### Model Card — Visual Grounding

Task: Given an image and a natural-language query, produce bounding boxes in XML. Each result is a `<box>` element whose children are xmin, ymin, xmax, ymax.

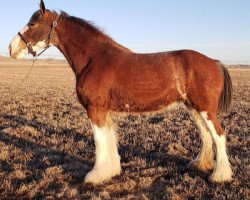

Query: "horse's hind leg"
<box><xmin>85</xmin><ymin>106</ymin><xmax>121</xmax><ymax>184</ymax></box>
<box><xmin>200</xmin><ymin>111</ymin><xmax>233</xmax><ymax>182</ymax></box>
<box><xmin>187</xmin><ymin>107</ymin><xmax>214</xmax><ymax>171</ymax></box>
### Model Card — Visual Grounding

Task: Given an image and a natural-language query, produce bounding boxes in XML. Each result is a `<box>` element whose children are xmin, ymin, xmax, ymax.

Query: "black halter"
<box><xmin>18</xmin><ymin>14</ymin><xmax>61</xmax><ymax>57</ymax></box>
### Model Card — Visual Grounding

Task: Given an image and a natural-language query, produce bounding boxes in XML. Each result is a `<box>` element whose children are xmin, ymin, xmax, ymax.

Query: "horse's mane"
<box><xmin>67</xmin><ymin>14</ymin><xmax>103</xmax><ymax>36</ymax></box>
<box><xmin>60</xmin><ymin>12</ymin><xmax>131</xmax><ymax>51</ymax></box>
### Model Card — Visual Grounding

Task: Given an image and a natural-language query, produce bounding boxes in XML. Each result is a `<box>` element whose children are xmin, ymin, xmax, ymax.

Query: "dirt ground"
<box><xmin>0</xmin><ymin>57</ymin><xmax>249</xmax><ymax>199</ymax></box>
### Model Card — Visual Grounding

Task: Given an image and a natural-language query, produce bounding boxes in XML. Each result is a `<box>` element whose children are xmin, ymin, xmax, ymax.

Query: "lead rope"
<box><xmin>19</xmin><ymin>58</ymin><xmax>38</xmax><ymax>83</ymax></box>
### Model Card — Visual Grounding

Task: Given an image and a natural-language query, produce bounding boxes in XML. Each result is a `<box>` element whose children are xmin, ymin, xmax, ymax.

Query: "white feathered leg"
<box><xmin>200</xmin><ymin>112</ymin><xmax>233</xmax><ymax>182</ymax></box>
<box><xmin>188</xmin><ymin>108</ymin><xmax>214</xmax><ymax>171</ymax></box>
<box><xmin>85</xmin><ymin>122</ymin><xmax>121</xmax><ymax>184</ymax></box>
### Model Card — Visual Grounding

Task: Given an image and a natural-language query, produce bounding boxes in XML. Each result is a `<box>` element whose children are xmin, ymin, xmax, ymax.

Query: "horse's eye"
<box><xmin>29</xmin><ymin>22</ymin><xmax>36</xmax><ymax>27</ymax></box>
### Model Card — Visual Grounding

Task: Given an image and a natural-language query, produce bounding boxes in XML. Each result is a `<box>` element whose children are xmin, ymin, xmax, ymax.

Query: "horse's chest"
<box><xmin>76</xmin><ymin>85</ymin><xmax>90</xmax><ymax>107</ymax></box>
<box><xmin>76</xmin><ymin>77</ymin><xmax>110</xmax><ymax>108</ymax></box>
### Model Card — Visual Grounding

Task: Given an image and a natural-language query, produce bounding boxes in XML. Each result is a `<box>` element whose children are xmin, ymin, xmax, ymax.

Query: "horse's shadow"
<box><xmin>0</xmin><ymin>113</ymin><xmax>208</xmax><ymax>191</ymax></box>
<box><xmin>120</xmin><ymin>141</ymin><xmax>205</xmax><ymax>184</ymax></box>
<box><xmin>0</xmin><ymin>114</ymin><xmax>93</xmax><ymax>185</ymax></box>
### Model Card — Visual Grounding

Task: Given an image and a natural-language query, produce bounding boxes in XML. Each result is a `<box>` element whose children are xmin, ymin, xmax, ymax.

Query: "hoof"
<box><xmin>188</xmin><ymin>159</ymin><xmax>214</xmax><ymax>171</ymax></box>
<box><xmin>85</xmin><ymin>165</ymin><xmax>121</xmax><ymax>185</ymax></box>
<box><xmin>209</xmin><ymin>166</ymin><xmax>233</xmax><ymax>183</ymax></box>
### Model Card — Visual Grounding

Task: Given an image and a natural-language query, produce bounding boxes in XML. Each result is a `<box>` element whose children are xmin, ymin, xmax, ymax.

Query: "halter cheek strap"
<box><xmin>18</xmin><ymin>32</ymin><xmax>37</xmax><ymax>57</ymax></box>
<box><xmin>36</xmin><ymin>13</ymin><xmax>61</xmax><ymax>57</ymax></box>
<box><xmin>47</xmin><ymin>13</ymin><xmax>61</xmax><ymax>41</ymax></box>
<box><xmin>18</xmin><ymin>13</ymin><xmax>61</xmax><ymax>57</ymax></box>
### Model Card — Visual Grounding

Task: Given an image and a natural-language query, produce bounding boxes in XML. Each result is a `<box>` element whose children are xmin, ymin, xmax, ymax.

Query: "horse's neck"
<box><xmin>55</xmin><ymin>18</ymin><xmax>105</xmax><ymax>75</ymax></box>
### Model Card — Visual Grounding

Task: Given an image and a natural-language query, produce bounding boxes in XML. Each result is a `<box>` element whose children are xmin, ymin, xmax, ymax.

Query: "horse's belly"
<box><xmin>109</xmin><ymin>86</ymin><xmax>181</xmax><ymax>112</ymax></box>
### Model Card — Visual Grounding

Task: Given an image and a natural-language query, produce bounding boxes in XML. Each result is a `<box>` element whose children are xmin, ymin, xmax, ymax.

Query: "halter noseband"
<box><xmin>18</xmin><ymin>13</ymin><xmax>61</xmax><ymax>57</ymax></box>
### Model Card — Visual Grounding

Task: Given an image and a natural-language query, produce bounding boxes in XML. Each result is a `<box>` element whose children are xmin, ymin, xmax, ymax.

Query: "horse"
<box><xmin>9</xmin><ymin>0</ymin><xmax>233</xmax><ymax>184</ymax></box>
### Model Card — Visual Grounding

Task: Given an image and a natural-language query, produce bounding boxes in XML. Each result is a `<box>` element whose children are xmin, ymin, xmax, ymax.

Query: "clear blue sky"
<box><xmin>1</xmin><ymin>0</ymin><xmax>250</xmax><ymax>62</ymax></box>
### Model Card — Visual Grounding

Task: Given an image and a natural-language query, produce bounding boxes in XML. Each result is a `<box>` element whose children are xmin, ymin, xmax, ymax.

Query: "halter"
<box><xmin>18</xmin><ymin>13</ymin><xmax>61</xmax><ymax>57</ymax></box>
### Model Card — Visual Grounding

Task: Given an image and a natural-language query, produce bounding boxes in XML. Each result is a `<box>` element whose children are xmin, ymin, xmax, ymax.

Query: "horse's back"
<box><xmin>109</xmin><ymin>51</ymin><xmax>179</xmax><ymax>111</ymax></box>
<box><xmin>110</xmin><ymin>49</ymin><xmax>223</xmax><ymax>112</ymax></box>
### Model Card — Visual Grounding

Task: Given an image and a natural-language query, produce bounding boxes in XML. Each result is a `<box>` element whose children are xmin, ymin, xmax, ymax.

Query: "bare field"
<box><xmin>0</xmin><ymin>58</ymin><xmax>249</xmax><ymax>199</ymax></box>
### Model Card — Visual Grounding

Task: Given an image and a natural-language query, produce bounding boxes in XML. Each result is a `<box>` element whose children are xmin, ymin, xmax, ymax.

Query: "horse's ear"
<box><xmin>39</xmin><ymin>0</ymin><xmax>46</xmax><ymax>14</ymax></box>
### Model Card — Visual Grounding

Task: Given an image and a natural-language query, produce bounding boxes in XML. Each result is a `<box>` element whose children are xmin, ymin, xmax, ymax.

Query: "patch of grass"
<box><xmin>0</xmin><ymin>59</ymin><xmax>249</xmax><ymax>199</ymax></box>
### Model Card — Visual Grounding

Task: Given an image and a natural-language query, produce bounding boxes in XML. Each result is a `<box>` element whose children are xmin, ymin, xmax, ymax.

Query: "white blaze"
<box><xmin>9</xmin><ymin>25</ymin><xmax>47</xmax><ymax>59</ymax></box>
<box><xmin>9</xmin><ymin>25</ymin><xmax>30</xmax><ymax>59</ymax></box>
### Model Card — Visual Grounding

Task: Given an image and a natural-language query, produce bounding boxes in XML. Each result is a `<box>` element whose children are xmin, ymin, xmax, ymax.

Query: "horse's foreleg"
<box><xmin>188</xmin><ymin>107</ymin><xmax>214</xmax><ymax>171</ymax></box>
<box><xmin>200</xmin><ymin>111</ymin><xmax>233</xmax><ymax>182</ymax></box>
<box><xmin>85</xmin><ymin>107</ymin><xmax>121</xmax><ymax>184</ymax></box>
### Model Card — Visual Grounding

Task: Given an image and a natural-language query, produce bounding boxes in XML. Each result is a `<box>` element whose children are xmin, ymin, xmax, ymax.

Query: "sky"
<box><xmin>0</xmin><ymin>0</ymin><xmax>250</xmax><ymax>62</ymax></box>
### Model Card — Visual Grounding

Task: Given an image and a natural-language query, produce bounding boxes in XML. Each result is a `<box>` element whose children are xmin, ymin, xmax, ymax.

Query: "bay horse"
<box><xmin>9</xmin><ymin>0</ymin><xmax>233</xmax><ymax>184</ymax></box>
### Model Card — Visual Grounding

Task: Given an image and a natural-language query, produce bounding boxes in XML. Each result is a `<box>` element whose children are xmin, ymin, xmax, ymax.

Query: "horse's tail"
<box><xmin>218</xmin><ymin>63</ymin><xmax>233</xmax><ymax>112</ymax></box>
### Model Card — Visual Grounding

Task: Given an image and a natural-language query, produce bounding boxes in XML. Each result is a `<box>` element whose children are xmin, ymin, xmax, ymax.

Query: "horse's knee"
<box><xmin>87</xmin><ymin>106</ymin><xmax>107</xmax><ymax>127</ymax></box>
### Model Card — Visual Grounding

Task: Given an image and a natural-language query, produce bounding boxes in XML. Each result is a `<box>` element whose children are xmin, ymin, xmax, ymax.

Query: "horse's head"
<box><xmin>9</xmin><ymin>0</ymin><xmax>60</xmax><ymax>59</ymax></box>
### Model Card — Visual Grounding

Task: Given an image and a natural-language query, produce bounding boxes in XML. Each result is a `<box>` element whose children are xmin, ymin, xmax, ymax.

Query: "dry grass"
<box><xmin>0</xmin><ymin>57</ymin><xmax>249</xmax><ymax>199</ymax></box>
